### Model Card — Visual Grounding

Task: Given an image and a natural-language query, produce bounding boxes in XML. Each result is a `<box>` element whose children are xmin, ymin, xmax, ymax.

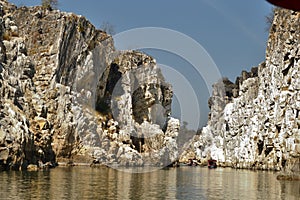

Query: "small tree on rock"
<box><xmin>41</xmin><ymin>0</ymin><xmax>58</xmax><ymax>9</ymax></box>
<box><xmin>265</xmin><ymin>7</ymin><xmax>275</xmax><ymax>32</ymax></box>
<box><xmin>100</xmin><ymin>22</ymin><xmax>115</xmax><ymax>35</ymax></box>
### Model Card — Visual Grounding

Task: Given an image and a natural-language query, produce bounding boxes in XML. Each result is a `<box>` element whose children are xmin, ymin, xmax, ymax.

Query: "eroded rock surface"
<box><xmin>181</xmin><ymin>8</ymin><xmax>300</xmax><ymax>174</ymax></box>
<box><xmin>0</xmin><ymin>0</ymin><xmax>179</xmax><ymax>170</ymax></box>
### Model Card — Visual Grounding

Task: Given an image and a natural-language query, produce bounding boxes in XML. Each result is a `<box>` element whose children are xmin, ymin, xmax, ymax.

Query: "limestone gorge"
<box><xmin>0</xmin><ymin>0</ymin><xmax>299</xmax><ymax>177</ymax></box>
<box><xmin>0</xmin><ymin>0</ymin><xmax>179</xmax><ymax>170</ymax></box>
<box><xmin>181</xmin><ymin>8</ymin><xmax>300</xmax><ymax>176</ymax></box>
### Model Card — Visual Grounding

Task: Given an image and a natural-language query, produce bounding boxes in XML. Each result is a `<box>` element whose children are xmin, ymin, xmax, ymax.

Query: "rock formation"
<box><xmin>0</xmin><ymin>0</ymin><xmax>179</xmax><ymax>170</ymax></box>
<box><xmin>181</xmin><ymin>8</ymin><xmax>300</xmax><ymax>175</ymax></box>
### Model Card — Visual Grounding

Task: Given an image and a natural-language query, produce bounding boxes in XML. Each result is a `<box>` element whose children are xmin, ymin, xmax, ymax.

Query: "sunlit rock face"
<box><xmin>182</xmin><ymin>8</ymin><xmax>300</xmax><ymax>174</ymax></box>
<box><xmin>0</xmin><ymin>1</ymin><xmax>179</xmax><ymax>170</ymax></box>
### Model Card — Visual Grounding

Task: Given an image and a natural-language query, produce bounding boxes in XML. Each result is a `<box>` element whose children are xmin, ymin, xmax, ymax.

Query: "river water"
<box><xmin>0</xmin><ymin>166</ymin><xmax>299</xmax><ymax>200</ymax></box>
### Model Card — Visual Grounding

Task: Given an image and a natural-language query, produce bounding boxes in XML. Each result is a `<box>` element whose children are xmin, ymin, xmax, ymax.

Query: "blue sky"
<box><xmin>10</xmin><ymin>0</ymin><xmax>273</xmax><ymax>129</ymax></box>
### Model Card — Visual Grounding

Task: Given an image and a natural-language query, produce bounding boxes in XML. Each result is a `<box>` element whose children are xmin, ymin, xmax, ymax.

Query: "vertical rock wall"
<box><xmin>0</xmin><ymin>1</ymin><xmax>179</xmax><ymax>170</ymax></box>
<box><xmin>182</xmin><ymin>8</ymin><xmax>300</xmax><ymax>174</ymax></box>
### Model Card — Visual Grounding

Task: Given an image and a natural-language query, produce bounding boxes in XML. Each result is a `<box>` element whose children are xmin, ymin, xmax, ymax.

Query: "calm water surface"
<box><xmin>0</xmin><ymin>166</ymin><xmax>299</xmax><ymax>200</ymax></box>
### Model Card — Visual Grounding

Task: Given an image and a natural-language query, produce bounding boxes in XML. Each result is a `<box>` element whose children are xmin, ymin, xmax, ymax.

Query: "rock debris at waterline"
<box><xmin>181</xmin><ymin>8</ymin><xmax>300</xmax><ymax>177</ymax></box>
<box><xmin>0</xmin><ymin>0</ymin><xmax>179</xmax><ymax>171</ymax></box>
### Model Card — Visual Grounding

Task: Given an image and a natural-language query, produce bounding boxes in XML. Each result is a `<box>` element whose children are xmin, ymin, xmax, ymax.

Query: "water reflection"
<box><xmin>0</xmin><ymin>167</ymin><xmax>299</xmax><ymax>200</ymax></box>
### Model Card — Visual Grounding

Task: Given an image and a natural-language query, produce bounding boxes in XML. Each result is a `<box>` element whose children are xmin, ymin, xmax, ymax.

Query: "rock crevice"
<box><xmin>182</xmin><ymin>8</ymin><xmax>300</xmax><ymax>174</ymax></box>
<box><xmin>0</xmin><ymin>1</ymin><xmax>179</xmax><ymax>170</ymax></box>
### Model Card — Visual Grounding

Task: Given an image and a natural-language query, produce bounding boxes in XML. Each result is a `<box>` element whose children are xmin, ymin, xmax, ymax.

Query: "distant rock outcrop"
<box><xmin>0</xmin><ymin>0</ymin><xmax>179</xmax><ymax>170</ymax></box>
<box><xmin>181</xmin><ymin>8</ymin><xmax>300</xmax><ymax>175</ymax></box>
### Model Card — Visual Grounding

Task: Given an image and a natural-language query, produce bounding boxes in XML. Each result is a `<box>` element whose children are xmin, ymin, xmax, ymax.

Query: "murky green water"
<box><xmin>0</xmin><ymin>166</ymin><xmax>299</xmax><ymax>200</ymax></box>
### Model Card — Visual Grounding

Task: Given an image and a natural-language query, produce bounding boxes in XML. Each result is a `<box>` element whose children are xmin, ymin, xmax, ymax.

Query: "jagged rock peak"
<box><xmin>0</xmin><ymin>1</ymin><xmax>179</xmax><ymax>170</ymax></box>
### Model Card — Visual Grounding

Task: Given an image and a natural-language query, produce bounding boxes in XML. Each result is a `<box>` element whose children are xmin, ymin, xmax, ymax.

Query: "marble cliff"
<box><xmin>1</xmin><ymin>1</ymin><xmax>299</xmax><ymax>174</ymax></box>
<box><xmin>181</xmin><ymin>8</ymin><xmax>300</xmax><ymax>174</ymax></box>
<box><xmin>0</xmin><ymin>1</ymin><xmax>179</xmax><ymax>170</ymax></box>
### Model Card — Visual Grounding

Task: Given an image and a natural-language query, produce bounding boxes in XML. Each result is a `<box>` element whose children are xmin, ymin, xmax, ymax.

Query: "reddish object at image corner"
<box><xmin>266</xmin><ymin>0</ymin><xmax>300</xmax><ymax>11</ymax></box>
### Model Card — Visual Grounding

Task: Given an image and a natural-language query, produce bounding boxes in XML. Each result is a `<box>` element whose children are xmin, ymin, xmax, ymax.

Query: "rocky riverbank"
<box><xmin>181</xmin><ymin>8</ymin><xmax>300</xmax><ymax>177</ymax></box>
<box><xmin>1</xmin><ymin>1</ymin><xmax>299</xmax><ymax>176</ymax></box>
<box><xmin>0</xmin><ymin>0</ymin><xmax>179</xmax><ymax>171</ymax></box>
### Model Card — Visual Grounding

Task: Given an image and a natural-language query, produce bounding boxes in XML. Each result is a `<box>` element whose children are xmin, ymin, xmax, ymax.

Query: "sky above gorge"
<box><xmin>10</xmin><ymin>0</ymin><xmax>274</xmax><ymax>129</ymax></box>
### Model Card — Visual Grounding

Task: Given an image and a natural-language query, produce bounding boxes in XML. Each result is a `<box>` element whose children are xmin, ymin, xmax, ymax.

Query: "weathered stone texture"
<box><xmin>0</xmin><ymin>0</ymin><xmax>179</xmax><ymax>170</ymax></box>
<box><xmin>182</xmin><ymin>9</ymin><xmax>300</xmax><ymax>174</ymax></box>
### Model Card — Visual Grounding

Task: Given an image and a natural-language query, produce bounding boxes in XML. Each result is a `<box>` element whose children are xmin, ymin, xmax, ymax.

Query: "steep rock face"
<box><xmin>182</xmin><ymin>9</ymin><xmax>300</xmax><ymax>174</ymax></box>
<box><xmin>0</xmin><ymin>1</ymin><xmax>179</xmax><ymax>170</ymax></box>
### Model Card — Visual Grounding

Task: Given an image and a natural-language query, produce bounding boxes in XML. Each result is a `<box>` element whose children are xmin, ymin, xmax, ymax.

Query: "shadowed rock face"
<box><xmin>0</xmin><ymin>1</ymin><xmax>179</xmax><ymax>170</ymax></box>
<box><xmin>181</xmin><ymin>8</ymin><xmax>300</xmax><ymax>174</ymax></box>
<box><xmin>96</xmin><ymin>51</ymin><xmax>172</xmax><ymax>127</ymax></box>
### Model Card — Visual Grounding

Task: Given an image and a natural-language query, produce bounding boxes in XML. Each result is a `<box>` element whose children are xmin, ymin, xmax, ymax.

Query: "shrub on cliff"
<box><xmin>265</xmin><ymin>7</ymin><xmax>275</xmax><ymax>32</ymax></box>
<box><xmin>41</xmin><ymin>0</ymin><xmax>58</xmax><ymax>9</ymax></box>
<box><xmin>100</xmin><ymin>22</ymin><xmax>115</xmax><ymax>35</ymax></box>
